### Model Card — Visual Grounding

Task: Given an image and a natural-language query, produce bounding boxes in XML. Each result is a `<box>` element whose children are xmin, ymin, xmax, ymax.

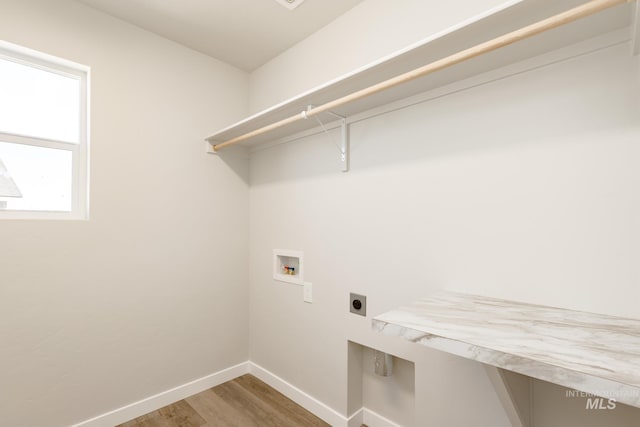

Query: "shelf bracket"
<box><xmin>306</xmin><ymin>105</ymin><xmax>350</xmax><ymax>172</ymax></box>
<box><xmin>206</xmin><ymin>140</ymin><xmax>218</xmax><ymax>154</ymax></box>
<box><xmin>484</xmin><ymin>367</ymin><xmax>531</xmax><ymax>427</ymax></box>
<box><xmin>338</xmin><ymin>117</ymin><xmax>349</xmax><ymax>173</ymax></box>
<box><xmin>632</xmin><ymin>0</ymin><xmax>640</xmax><ymax>56</ymax></box>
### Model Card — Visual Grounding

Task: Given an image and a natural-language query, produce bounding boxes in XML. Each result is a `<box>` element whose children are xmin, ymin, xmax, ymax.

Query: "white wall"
<box><xmin>2</xmin><ymin>1</ymin><xmax>638</xmax><ymax>426</ymax></box>
<box><xmin>0</xmin><ymin>1</ymin><xmax>250</xmax><ymax>426</ymax></box>
<box><xmin>248</xmin><ymin>0</ymin><xmax>512</xmax><ymax>113</ymax></box>
<box><xmin>533</xmin><ymin>381</ymin><xmax>640</xmax><ymax>427</ymax></box>
<box><xmin>248</xmin><ymin>36</ymin><xmax>640</xmax><ymax>427</ymax></box>
<box><xmin>361</xmin><ymin>348</ymin><xmax>414</xmax><ymax>427</ymax></box>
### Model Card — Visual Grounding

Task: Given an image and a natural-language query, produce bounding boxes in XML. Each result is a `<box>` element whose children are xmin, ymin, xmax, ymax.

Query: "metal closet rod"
<box><xmin>212</xmin><ymin>0</ymin><xmax>631</xmax><ymax>151</ymax></box>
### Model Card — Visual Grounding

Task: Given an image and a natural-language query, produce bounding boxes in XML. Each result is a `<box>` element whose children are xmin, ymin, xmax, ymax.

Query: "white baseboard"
<box><xmin>348</xmin><ymin>408</ymin><xmax>365</xmax><ymax>427</ymax></box>
<box><xmin>248</xmin><ymin>362</ymin><xmax>350</xmax><ymax>427</ymax></box>
<box><xmin>362</xmin><ymin>408</ymin><xmax>403</xmax><ymax>427</ymax></box>
<box><xmin>71</xmin><ymin>361</ymin><xmax>250</xmax><ymax>427</ymax></box>
<box><xmin>248</xmin><ymin>363</ymin><xmax>404</xmax><ymax>427</ymax></box>
<box><xmin>72</xmin><ymin>360</ymin><xmax>403</xmax><ymax>427</ymax></box>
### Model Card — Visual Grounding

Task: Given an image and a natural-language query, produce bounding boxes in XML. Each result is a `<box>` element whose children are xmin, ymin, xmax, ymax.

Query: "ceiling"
<box><xmin>77</xmin><ymin>0</ymin><xmax>364</xmax><ymax>71</ymax></box>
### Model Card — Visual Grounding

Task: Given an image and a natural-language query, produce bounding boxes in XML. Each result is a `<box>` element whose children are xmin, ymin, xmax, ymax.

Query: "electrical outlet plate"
<box><xmin>304</xmin><ymin>282</ymin><xmax>312</xmax><ymax>303</ymax></box>
<box><xmin>374</xmin><ymin>350</ymin><xmax>393</xmax><ymax>377</ymax></box>
<box><xmin>349</xmin><ymin>293</ymin><xmax>366</xmax><ymax>316</ymax></box>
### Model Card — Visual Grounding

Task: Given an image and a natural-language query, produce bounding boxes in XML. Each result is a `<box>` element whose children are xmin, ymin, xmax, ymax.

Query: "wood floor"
<box><xmin>117</xmin><ymin>374</ymin><xmax>330</xmax><ymax>427</ymax></box>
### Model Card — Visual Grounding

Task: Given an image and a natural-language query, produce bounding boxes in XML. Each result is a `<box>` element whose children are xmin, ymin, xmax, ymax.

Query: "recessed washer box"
<box><xmin>273</xmin><ymin>249</ymin><xmax>304</xmax><ymax>285</ymax></box>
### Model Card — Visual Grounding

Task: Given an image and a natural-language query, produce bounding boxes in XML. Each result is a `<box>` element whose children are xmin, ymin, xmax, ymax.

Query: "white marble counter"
<box><xmin>373</xmin><ymin>292</ymin><xmax>640</xmax><ymax>408</ymax></box>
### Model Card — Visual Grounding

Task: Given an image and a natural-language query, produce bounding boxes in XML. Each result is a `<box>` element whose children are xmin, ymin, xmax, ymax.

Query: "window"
<box><xmin>0</xmin><ymin>41</ymin><xmax>88</xmax><ymax>219</ymax></box>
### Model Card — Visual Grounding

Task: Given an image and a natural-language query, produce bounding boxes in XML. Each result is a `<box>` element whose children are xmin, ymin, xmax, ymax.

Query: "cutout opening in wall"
<box><xmin>347</xmin><ymin>341</ymin><xmax>415</xmax><ymax>427</ymax></box>
<box><xmin>273</xmin><ymin>249</ymin><xmax>304</xmax><ymax>285</ymax></box>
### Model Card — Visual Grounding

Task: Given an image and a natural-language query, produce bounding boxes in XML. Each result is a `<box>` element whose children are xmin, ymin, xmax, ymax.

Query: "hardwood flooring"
<box><xmin>117</xmin><ymin>374</ymin><xmax>330</xmax><ymax>427</ymax></box>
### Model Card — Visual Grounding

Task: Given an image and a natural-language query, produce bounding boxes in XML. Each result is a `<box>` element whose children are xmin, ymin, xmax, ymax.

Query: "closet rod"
<box><xmin>212</xmin><ymin>0</ymin><xmax>630</xmax><ymax>151</ymax></box>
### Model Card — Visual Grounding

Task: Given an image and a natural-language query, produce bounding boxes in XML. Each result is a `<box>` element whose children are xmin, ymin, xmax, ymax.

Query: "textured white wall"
<box><xmin>249</xmin><ymin>39</ymin><xmax>640</xmax><ymax>425</ymax></box>
<box><xmin>248</xmin><ymin>0</ymin><xmax>512</xmax><ymax>113</ymax></box>
<box><xmin>0</xmin><ymin>1</ymin><xmax>250</xmax><ymax>426</ymax></box>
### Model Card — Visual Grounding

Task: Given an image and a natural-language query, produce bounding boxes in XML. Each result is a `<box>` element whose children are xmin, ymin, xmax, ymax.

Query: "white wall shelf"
<box><xmin>373</xmin><ymin>291</ymin><xmax>640</xmax><ymax>409</ymax></box>
<box><xmin>206</xmin><ymin>0</ymin><xmax>635</xmax><ymax>152</ymax></box>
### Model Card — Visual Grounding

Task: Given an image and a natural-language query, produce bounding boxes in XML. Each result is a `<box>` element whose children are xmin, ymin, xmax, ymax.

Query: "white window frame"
<box><xmin>0</xmin><ymin>40</ymin><xmax>89</xmax><ymax>220</ymax></box>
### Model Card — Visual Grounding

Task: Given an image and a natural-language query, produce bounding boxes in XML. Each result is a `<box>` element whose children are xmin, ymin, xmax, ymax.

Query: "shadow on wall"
<box><xmin>533</xmin><ymin>381</ymin><xmax>640</xmax><ymax>427</ymax></box>
<box><xmin>208</xmin><ymin>144</ymin><xmax>251</xmax><ymax>186</ymax></box>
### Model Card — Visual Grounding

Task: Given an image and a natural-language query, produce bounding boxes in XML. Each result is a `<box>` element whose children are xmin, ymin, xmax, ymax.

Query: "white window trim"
<box><xmin>0</xmin><ymin>40</ymin><xmax>90</xmax><ymax>220</ymax></box>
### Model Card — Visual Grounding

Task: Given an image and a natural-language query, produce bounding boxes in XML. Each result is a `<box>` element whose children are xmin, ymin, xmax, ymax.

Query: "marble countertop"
<box><xmin>373</xmin><ymin>292</ymin><xmax>640</xmax><ymax>408</ymax></box>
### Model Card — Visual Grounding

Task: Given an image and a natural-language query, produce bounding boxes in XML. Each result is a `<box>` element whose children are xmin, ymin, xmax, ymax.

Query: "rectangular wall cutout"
<box><xmin>273</xmin><ymin>249</ymin><xmax>304</xmax><ymax>285</ymax></box>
